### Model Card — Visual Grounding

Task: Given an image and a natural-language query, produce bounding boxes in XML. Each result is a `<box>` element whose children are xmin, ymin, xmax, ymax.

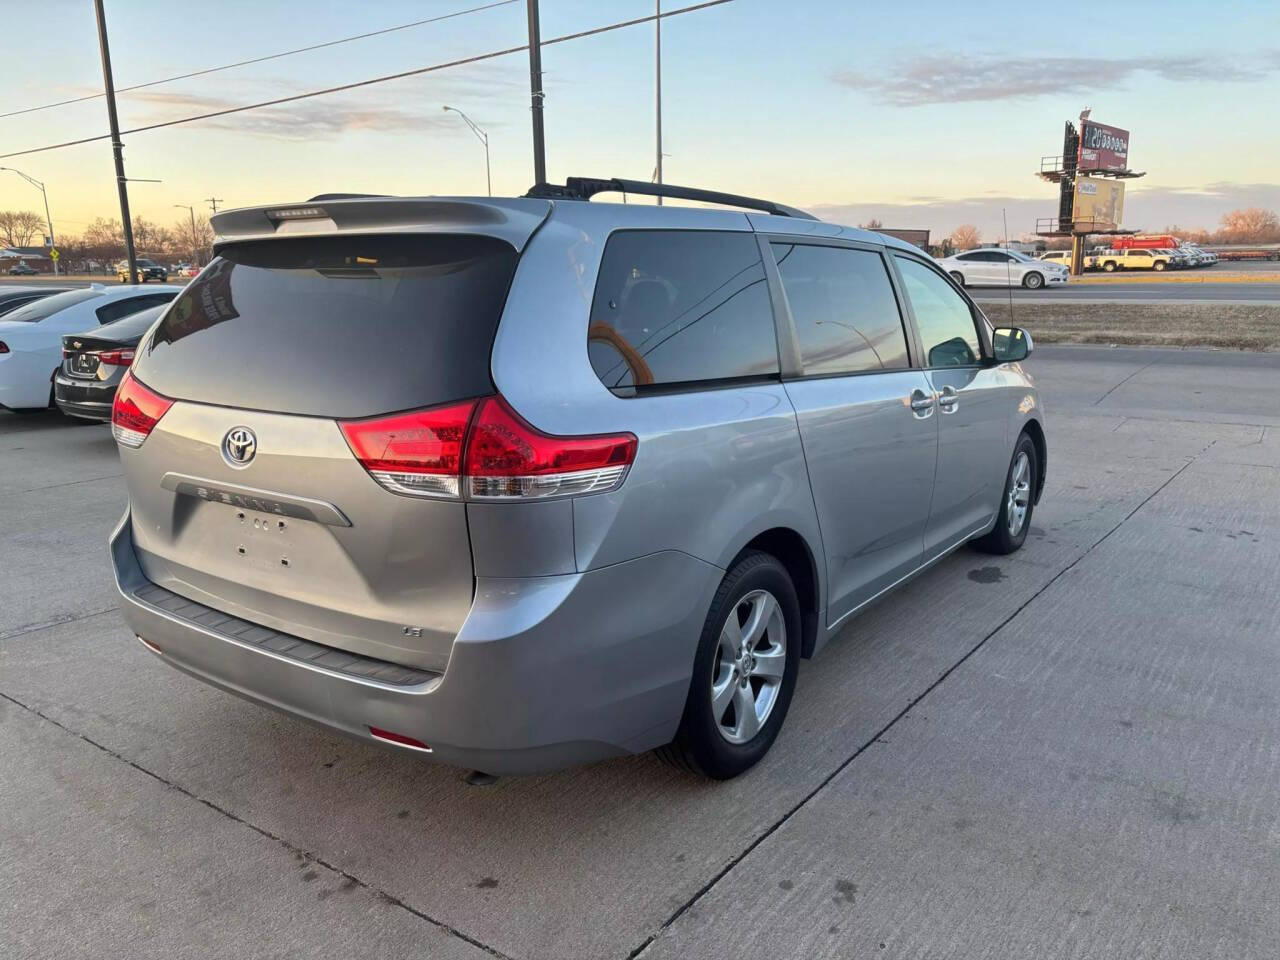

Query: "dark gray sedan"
<box><xmin>54</xmin><ymin>305</ymin><xmax>166</xmax><ymax>421</ymax></box>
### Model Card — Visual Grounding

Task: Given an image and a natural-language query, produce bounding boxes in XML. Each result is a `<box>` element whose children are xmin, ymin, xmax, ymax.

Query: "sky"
<box><xmin>1</xmin><ymin>0</ymin><xmax>1277</xmax><ymax>243</ymax></box>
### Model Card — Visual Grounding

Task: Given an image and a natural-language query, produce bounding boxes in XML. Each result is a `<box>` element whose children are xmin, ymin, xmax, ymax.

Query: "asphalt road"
<box><xmin>974</xmin><ymin>281</ymin><xmax>1280</xmax><ymax>302</ymax></box>
<box><xmin>3</xmin><ymin>345</ymin><xmax>1279</xmax><ymax>960</ymax></box>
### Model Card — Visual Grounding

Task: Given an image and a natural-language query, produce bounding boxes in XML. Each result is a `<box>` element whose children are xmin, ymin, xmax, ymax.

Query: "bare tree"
<box><xmin>860</xmin><ymin>218</ymin><xmax>884</xmax><ymax>229</ymax></box>
<box><xmin>949</xmin><ymin>224</ymin><xmax>981</xmax><ymax>250</ymax></box>
<box><xmin>1218</xmin><ymin>208</ymin><xmax>1280</xmax><ymax>244</ymax></box>
<box><xmin>171</xmin><ymin>213</ymin><xmax>215</xmax><ymax>264</ymax></box>
<box><xmin>83</xmin><ymin>218</ymin><xmax>125</xmax><ymax>264</ymax></box>
<box><xmin>0</xmin><ymin>210</ymin><xmax>47</xmax><ymax>247</ymax></box>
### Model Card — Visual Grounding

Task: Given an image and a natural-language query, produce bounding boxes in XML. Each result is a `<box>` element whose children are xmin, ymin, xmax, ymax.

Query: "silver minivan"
<box><xmin>110</xmin><ymin>179</ymin><xmax>1046</xmax><ymax>779</ymax></box>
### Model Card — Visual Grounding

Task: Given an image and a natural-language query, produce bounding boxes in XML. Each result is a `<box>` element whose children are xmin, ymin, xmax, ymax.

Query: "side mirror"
<box><xmin>992</xmin><ymin>326</ymin><xmax>1033</xmax><ymax>363</ymax></box>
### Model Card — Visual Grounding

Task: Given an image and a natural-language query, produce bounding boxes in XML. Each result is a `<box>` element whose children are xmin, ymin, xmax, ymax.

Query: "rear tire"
<box><xmin>972</xmin><ymin>432</ymin><xmax>1038</xmax><ymax>556</ymax></box>
<box><xmin>949</xmin><ymin>271</ymin><xmax>966</xmax><ymax>287</ymax></box>
<box><xmin>657</xmin><ymin>551</ymin><xmax>800</xmax><ymax>780</ymax></box>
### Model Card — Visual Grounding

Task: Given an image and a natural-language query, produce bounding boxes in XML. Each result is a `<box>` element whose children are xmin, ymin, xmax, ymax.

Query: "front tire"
<box><xmin>973</xmin><ymin>432</ymin><xmax>1037</xmax><ymax>555</ymax></box>
<box><xmin>1153</xmin><ymin>261</ymin><xmax>1166</xmax><ymax>271</ymax></box>
<box><xmin>1022</xmin><ymin>271</ymin><xmax>1045</xmax><ymax>290</ymax></box>
<box><xmin>657</xmin><ymin>551</ymin><xmax>801</xmax><ymax>779</ymax></box>
<box><xmin>1103</xmin><ymin>261</ymin><xmax>1116</xmax><ymax>272</ymax></box>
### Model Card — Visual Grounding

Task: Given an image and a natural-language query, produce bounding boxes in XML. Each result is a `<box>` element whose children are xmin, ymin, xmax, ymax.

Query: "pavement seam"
<box><xmin>0</xmin><ymin>688</ymin><xmax>515</xmax><ymax>960</ymax></box>
<box><xmin>1092</xmin><ymin>355</ymin><xmax>1164</xmax><ymax>406</ymax></box>
<box><xmin>0</xmin><ymin>605</ymin><xmax>117</xmax><ymax>642</ymax></box>
<box><xmin>11</xmin><ymin>472</ymin><xmax>123</xmax><ymax>495</ymax></box>
<box><xmin>626</xmin><ymin>445</ymin><xmax>1211</xmax><ymax>960</ymax></box>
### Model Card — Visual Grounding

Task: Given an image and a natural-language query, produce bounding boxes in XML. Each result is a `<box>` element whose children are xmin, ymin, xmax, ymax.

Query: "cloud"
<box><xmin>809</xmin><ymin>181</ymin><xmax>1280</xmax><ymax>239</ymax></box>
<box><xmin>832</xmin><ymin>52</ymin><xmax>1279</xmax><ymax>106</ymax></box>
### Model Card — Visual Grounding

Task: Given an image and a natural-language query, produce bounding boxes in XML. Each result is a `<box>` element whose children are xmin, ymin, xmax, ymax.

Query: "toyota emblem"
<box><xmin>222</xmin><ymin>426</ymin><xmax>257</xmax><ymax>467</ymax></box>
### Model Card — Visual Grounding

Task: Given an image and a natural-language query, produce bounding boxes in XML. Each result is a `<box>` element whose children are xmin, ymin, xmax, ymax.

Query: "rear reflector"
<box><xmin>368</xmin><ymin>727</ymin><xmax>432</xmax><ymax>753</ymax></box>
<box><xmin>340</xmin><ymin>395</ymin><xmax>636</xmax><ymax>501</ymax></box>
<box><xmin>112</xmin><ymin>370</ymin><xmax>174</xmax><ymax>448</ymax></box>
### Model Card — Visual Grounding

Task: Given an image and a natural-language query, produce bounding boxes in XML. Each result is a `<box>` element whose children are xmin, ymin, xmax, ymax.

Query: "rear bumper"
<box><xmin>54</xmin><ymin>374</ymin><xmax>115</xmax><ymax>421</ymax></box>
<box><xmin>110</xmin><ymin>510</ymin><xmax>721</xmax><ymax>774</ymax></box>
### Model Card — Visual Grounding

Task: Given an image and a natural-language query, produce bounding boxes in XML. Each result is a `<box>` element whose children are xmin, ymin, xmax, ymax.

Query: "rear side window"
<box><xmin>96</xmin><ymin>293</ymin><xmax>175</xmax><ymax>325</ymax></box>
<box><xmin>3</xmin><ymin>288</ymin><xmax>99</xmax><ymax>323</ymax></box>
<box><xmin>588</xmin><ymin>230</ymin><xmax>778</xmax><ymax>396</ymax></box>
<box><xmin>894</xmin><ymin>255</ymin><xmax>982</xmax><ymax>368</ymax></box>
<box><xmin>771</xmin><ymin>243</ymin><xmax>909</xmax><ymax>376</ymax></box>
<box><xmin>133</xmin><ymin>235</ymin><xmax>518</xmax><ymax>419</ymax></box>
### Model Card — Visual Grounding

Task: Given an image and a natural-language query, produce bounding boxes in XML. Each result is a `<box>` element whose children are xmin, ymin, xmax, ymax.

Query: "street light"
<box><xmin>442</xmin><ymin>106</ymin><xmax>491</xmax><ymax>197</ymax></box>
<box><xmin>173</xmin><ymin>205</ymin><xmax>199</xmax><ymax>266</ymax></box>
<box><xmin>0</xmin><ymin>166</ymin><xmax>58</xmax><ymax>276</ymax></box>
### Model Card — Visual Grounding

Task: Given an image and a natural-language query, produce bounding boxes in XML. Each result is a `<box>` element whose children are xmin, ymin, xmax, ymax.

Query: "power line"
<box><xmin>0</xmin><ymin>1</ymin><xmax>731</xmax><ymax>163</ymax></box>
<box><xmin>0</xmin><ymin>0</ymin><xmax>519</xmax><ymax>121</ymax></box>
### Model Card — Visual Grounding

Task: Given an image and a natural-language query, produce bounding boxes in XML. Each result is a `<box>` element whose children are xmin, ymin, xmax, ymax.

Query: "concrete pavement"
<box><xmin>2</xmin><ymin>345</ymin><xmax>1279</xmax><ymax>959</ymax></box>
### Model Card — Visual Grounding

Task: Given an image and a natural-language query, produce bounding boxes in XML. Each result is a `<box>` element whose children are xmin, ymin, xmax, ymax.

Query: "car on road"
<box><xmin>0</xmin><ymin>285</ymin><xmax>68</xmax><ymax>318</ymax></box>
<box><xmin>0</xmin><ymin>284</ymin><xmax>180</xmax><ymax>411</ymax></box>
<box><xmin>1097</xmin><ymin>248</ymin><xmax>1175</xmax><ymax>272</ymax></box>
<box><xmin>109</xmin><ymin>182</ymin><xmax>1047</xmax><ymax>779</ymax></box>
<box><xmin>938</xmin><ymin>248</ymin><xmax>1068</xmax><ymax>289</ymax></box>
<box><xmin>7</xmin><ymin>261</ymin><xmax>39</xmax><ymax>276</ymax></box>
<box><xmin>117</xmin><ymin>258</ymin><xmax>169</xmax><ymax>283</ymax></box>
<box><xmin>54</xmin><ymin>304</ymin><xmax>167</xmax><ymax>421</ymax></box>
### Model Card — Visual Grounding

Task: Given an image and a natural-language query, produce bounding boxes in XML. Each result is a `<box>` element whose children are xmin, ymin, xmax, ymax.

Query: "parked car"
<box><xmin>1038</xmin><ymin>250</ymin><xmax>1098</xmax><ymax>270</ymax></box>
<box><xmin>177</xmin><ymin>263</ymin><xmax>200</xmax><ymax>278</ymax></box>
<box><xmin>0</xmin><ymin>284</ymin><xmax>180</xmax><ymax>411</ymax></box>
<box><xmin>1096</xmin><ymin>248</ymin><xmax>1175</xmax><ymax>271</ymax></box>
<box><xmin>55</xmin><ymin>304</ymin><xmax>168</xmax><ymax>421</ymax></box>
<box><xmin>117</xmin><ymin>258</ymin><xmax>169</xmax><ymax>283</ymax></box>
<box><xmin>938</xmin><ymin>248</ymin><xmax>1069</xmax><ymax>289</ymax></box>
<box><xmin>1157</xmin><ymin>249</ymin><xmax>1190</xmax><ymax>269</ymax></box>
<box><xmin>109</xmin><ymin>182</ymin><xmax>1046</xmax><ymax>779</ymax></box>
<box><xmin>0</xmin><ymin>285</ymin><xmax>68</xmax><ymax>318</ymax></box>
<box><xmin>7</xmin><ymin>261</ymin><xmax>39</xmax><ymax>276</ymax></box>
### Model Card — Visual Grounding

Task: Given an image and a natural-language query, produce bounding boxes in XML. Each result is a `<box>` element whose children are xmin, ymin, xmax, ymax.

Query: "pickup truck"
<box><xmin>1096</xmin><ymin>248</ymin><xmax>1175</xmax><ymax>272</ymax></box>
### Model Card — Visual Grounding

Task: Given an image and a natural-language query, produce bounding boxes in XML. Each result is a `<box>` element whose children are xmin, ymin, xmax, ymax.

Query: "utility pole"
<box><xmin>93</xmin><ymin>0</ymin><xmax>137</xmax><ymax>283</ymax></box>
<box><xmin>205</xmin><ymin>197</ymin><xmax>222</xmax><ymax>214</ymax></box>
<box><xmin>526</xmin><ymin>0</ymin><xmax>546</xmax><ymax>185</ymax></box>
<box><xmin>655</xmin><ymin>0</ymin><xmax>662</xmax><ymax>204</ymax></box>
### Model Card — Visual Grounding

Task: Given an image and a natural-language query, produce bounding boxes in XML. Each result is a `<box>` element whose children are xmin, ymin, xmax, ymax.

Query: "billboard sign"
<box><xmin>1079</xmin><ymin>121</ymin><xmax>1130</xmax><ymax>172</ymax></box>
<box><xmin>1073</xmin><ymin>177</ymin><xmax>1125</xmax><ymax>231</ymax></box>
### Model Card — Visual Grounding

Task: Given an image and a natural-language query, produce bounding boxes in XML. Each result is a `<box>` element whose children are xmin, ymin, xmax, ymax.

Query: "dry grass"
<box><xmin>999</xmin><ymin>302</ymin><xmax>1280</xmax><ymax>352</ymax></box>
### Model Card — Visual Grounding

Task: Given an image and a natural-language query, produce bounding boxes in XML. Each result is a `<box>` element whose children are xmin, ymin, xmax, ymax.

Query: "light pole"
<box><xmin>443</xmin><ymin>106</ymin><xmax>491</xmax><ymax>196</ymax></box>
<box><xmin>0</xmin><ymin>166</ymin><xmax>58</xmax><ymax>275</ymax></box>
<box><xmin>173</xmin><ymin>204</ymin><xmax>198</xmax><ymax>266</ymax></box>
<box><xmin>654</xmin><ymin>0</ymin><xmax>662</xmax><ymax>204</ymax></box>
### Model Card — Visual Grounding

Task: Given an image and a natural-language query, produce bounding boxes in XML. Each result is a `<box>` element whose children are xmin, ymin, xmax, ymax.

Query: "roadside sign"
<box><xmin>50</xmin><ymin>249</ymin><xmax>60</xmax><ymax>261</ymax></box>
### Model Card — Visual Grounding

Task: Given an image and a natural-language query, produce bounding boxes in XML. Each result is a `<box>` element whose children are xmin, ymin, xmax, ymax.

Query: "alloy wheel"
<box><xmin>1006</xmin><ymin>451</ymin><xmax>1032</xmax><ymax>537</ymax></box>
<box><xmin>710</xmin><ymin>589</ymin><xmax>786</xmax><ymax>744</ymax></box>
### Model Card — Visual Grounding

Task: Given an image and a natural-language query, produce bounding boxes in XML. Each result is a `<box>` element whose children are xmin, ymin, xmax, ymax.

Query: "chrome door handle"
<box><xmin>909</xmin><ymin>389</ymin><xmax>935</xmax><ymax>418</ymax></box>
<box><xmin>937</xmin><ymin>386</ymin><xmax>959</xmax><ymax>413</ymax></box>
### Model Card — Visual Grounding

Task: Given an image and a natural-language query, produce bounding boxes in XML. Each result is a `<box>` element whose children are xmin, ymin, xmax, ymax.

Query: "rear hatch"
<box><xmin>62</xmin><ymin>305</ymin><xmax>163</xmax><ymax>381</ymax></box>
<box><xmin>121</xmin><ymin>198</ymin><xmax>549</xmax><ymax>672</ymax></box>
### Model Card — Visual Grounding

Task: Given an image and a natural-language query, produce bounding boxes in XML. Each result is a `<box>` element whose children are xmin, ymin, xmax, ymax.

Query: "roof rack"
<box><xmin>526</xmin><ymin>177</ymin><xmax>817</xmax><ymax>220</ymax></box>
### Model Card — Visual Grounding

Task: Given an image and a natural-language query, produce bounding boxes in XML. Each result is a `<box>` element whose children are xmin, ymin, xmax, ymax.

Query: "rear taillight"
<box><xmin>339</xmin><ymin>399</ymin><xmax>476</xmax><ymax>499</ymax></box>
<box><xmin>464</xmin><ymin>396</ymin><xmax>637</xmax><ymax>500</ymax></box>
<box><xmin>98</xmin><ymin>349</ymin><xmax>135</xmax><ymax>366</ymax></box>
<box><xmin>111</xmin><ymin>370</ymin><xmax>173</xmax><ymax>448</ymax></box>
<box><xmin>339</xmin><ymin>395</ymin><xmax>637</xmax><ymax>501</ymax></box>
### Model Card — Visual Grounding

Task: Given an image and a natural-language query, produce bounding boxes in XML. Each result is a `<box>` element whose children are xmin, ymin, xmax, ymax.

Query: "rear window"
<box><xmin>587</xmin><ymin>230</ymin><xmax>779</xmax><ymax>396</ymax></box>
<box><xmin>95</xmin><ymin>293</ymin><xmax>175</xmax><ymax>325</ymax></box>
<box><xmin>3</xmin><ymin>288</ymin><xmax>100</xmax><ymax>323</ymax></box>
<box><xmin>96</xmin><ymin>303</ymin><xmax>168</xmax><ymax>340</ymax></box>
<box><xmin>133</xmin><ymin>235</ymin><xmax>518</xmax><ymax>418</ymax></box>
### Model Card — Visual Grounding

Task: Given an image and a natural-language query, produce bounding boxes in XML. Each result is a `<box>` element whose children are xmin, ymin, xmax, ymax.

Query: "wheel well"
<box><xmin>739</xmin><ymin>528</ymin><xmax>821</xmax><ymax>658</ymax></box>
<box><xmin>1021</xmin><ymin>420</ymin><xmax>1047</xmax><ymax>504</ymax></box>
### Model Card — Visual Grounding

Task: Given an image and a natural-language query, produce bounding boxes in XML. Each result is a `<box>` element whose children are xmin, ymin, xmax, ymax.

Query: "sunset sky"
<box><xmin>1</xmin><ymin>0</ymin><xmax>1277</xmax><ymax>242</ymax></box>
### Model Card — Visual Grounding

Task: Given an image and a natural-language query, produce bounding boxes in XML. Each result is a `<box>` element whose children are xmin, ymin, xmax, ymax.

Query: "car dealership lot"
<box><xmin>3</xmin><ymin>345</ymin><xmax>1279</xmax><ymax>960</ymax></box>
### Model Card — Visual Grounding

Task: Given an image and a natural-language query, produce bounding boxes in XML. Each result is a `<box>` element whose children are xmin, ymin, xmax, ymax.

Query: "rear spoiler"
<box><xmin>209</xmin><ymin>197</ymin><xmax>553</xmax><ymax>254</ymax></box>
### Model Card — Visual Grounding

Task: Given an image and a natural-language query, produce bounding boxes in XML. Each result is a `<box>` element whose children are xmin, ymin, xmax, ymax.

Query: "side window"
<box><xmin>894</xmin><ymin>256</ymin><xmax>983</xmax><ymax>368</ymax></box>
<box><xmin>588</xmin><ymin>230</ymin><xmax>778</xmax><ymax>396</ymax></box>
<box><xmin>956</xmin><ymin>252</ymin><xmax>980</xmax><ymax>261</ymax></box>
<box><xmin>770</xmin><ymin>243</ymin><xmax>909</xmax><ymax>376</ymax></box>
<box><xmin>95</xmin><ymin>293</ymin><xmax>175</xmax><ymax>325</ymax></box>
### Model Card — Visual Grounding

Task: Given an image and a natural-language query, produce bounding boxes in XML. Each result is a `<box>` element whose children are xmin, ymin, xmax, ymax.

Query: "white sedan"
<box><xmin>0</xmin><ymin>283</ymin><xmax>180</xmax><ymax>411</ymax></box>
<box><xmin>937</xmin><ymin>249</ymin><xmax>1069</xmax><ymax>290</ymax></box>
